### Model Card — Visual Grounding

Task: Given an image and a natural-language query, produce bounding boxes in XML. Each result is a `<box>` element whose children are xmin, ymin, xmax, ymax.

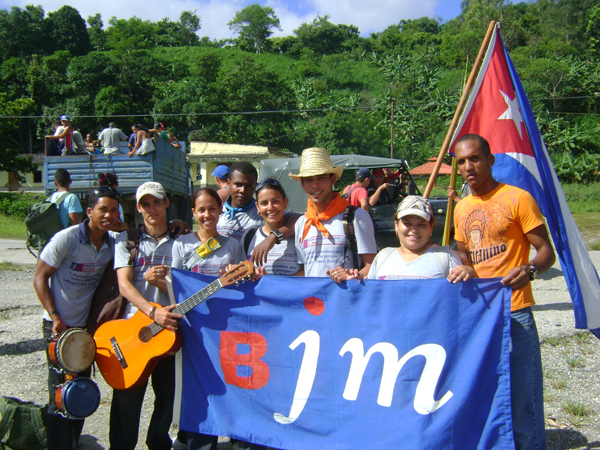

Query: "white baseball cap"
<box><xmin>136</xmin><ymin>182</ymin><xmax>166</xmax><ymax>204</ymax></box>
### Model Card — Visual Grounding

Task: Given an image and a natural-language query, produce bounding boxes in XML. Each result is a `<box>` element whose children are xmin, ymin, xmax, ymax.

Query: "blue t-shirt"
<box><xmin>48</xmin><ymin>191</ymin><xmax>83</xmax><ymax>229</ymax></box>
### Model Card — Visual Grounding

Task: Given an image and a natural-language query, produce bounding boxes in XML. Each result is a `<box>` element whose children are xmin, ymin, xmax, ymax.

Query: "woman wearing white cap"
<box><xmin>367</xmin><ymin>195</ymin><xmax>475</xmax><ymax>282</ymax></box>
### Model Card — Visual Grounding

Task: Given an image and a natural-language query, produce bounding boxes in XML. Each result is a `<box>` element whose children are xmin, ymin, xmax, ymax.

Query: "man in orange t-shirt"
<box><xmin>451</xmin><ymin>134</ymin><xmax>555</xmax><ymax>450</ymax></box>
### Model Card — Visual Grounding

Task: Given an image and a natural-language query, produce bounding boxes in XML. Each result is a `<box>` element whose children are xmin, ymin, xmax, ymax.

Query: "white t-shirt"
<box><xmin>217</xmin><ymin>201</ymin><xmax>263</xmax><ymax>241</ymax></box>
<box><xmin>40</xmin><ymin>222</ymin><xmax>115</xmax><ymax>327</ymax></box>
<box><xmin>295</xmin><ymin>208</ymin><xmax>377</xmax><ymax>278</ymax></box>
<box><xmin>243</xmin><ymin>227</ymin><xmax>302</xmax><ymax>276</ymax></box>
<box><xmin>114</xmin><ymin>229</ymin><xmax>174</xmax><ymax>319</ymax></box>
<box><xmin>172</xmin><ymin>233</ymin><xmax>244</xmax><ymax>276</ymax></box>
<box><xmin>367</xmin><ymin>246</ymin><xmax>462</xmax><ymax>280</ymax></box>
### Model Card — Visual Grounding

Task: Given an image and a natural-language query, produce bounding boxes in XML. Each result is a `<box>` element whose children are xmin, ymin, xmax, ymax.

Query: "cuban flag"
<box><xmin>449</xmin><ymin>24</ymin><xmax>600</xmax><ymax>332</ymax></box>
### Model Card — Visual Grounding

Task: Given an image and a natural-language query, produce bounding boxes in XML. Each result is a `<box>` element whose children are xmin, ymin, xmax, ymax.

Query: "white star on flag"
<box><xmin>498</xmin><ymin>89</ymin><xmax>525</xmax><ymax>139</ymax></box>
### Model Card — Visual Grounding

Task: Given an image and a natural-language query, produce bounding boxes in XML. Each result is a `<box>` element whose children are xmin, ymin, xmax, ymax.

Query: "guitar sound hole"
<box><xmin>138</xmin><ymin>327</ymin><xmax>153</xmax><ymax>343</ymax></box>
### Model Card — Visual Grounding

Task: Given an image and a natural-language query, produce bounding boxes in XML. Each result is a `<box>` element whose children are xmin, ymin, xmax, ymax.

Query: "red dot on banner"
<box><xmin>304</xmin><ymin>297</ymin><xmax>325</xmax><ymax>316</ymax></box>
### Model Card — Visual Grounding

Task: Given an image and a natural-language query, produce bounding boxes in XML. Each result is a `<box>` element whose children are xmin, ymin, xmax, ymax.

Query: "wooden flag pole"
<box><xmin>442</xmin><ymin>158</ymin><xmax>458</xmax><ymax>245</ymax></box>
<box><xmin>423</xmin><ymin>20</ymin><xmax>497</xmax><ymax>199</ymax></box>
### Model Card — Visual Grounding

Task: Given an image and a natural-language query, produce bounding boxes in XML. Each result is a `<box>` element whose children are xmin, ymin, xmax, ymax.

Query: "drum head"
<box><xmin>56</xmin><ymin>328</ymin><xmax>96</xmax><ymax>373</ymax></box>
<box><xmin>61</xmin><ymin>378</ymin><xmax>100</xmax><ymax>419</ymax></box>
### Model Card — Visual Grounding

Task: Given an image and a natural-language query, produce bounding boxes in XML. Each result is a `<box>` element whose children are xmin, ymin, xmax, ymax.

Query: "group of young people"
<box><xmin>34</xmin><ymin>133</ymin><xmax>555</xmax><ymax>450</ymax></box>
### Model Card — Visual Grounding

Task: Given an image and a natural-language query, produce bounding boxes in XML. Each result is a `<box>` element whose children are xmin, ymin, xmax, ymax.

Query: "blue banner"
<box><xmin>172</xmin><ymin>268</ymin><xmax>515</xmax><ymax>450</ymax></box>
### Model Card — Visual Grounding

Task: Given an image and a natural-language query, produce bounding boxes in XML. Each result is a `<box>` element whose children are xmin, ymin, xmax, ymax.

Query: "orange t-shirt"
<box><xmin>454</xmin><ymin>183</ymin><xmax>544</xmax><ymax>311</ymax></box>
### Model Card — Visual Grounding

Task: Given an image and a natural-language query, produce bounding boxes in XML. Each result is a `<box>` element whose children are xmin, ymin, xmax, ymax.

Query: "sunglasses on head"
<box><xmin>256</xmin><ymin>178</ymin><xmax>281</xmax><ymax>193</ymax></box>
<box><xmin>93</xmin><ymin>186</ymin><xmax>121</xmax><ymax>199</ymax></box>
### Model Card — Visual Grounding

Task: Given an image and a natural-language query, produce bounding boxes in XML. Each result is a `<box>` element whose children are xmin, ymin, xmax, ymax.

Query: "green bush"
<box><xmin>0</xmin><ymin>193</ymin><xmax>40</xmax><ymax>221</ymax></box>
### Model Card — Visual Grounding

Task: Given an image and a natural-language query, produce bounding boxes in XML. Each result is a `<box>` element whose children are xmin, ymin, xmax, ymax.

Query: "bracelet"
<box><xmin>149</xmin><ymin>306</ymin><xmax>156</xmax><ymax>320</ymax></box>
<box><xmin>48</xmin><ymin>310</ymin><xmax>58</xmax><ymax>316</ymax></box>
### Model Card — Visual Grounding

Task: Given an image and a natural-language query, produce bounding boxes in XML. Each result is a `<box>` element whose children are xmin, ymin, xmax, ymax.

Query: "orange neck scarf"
<box><xmin>302</xmin><ymin>193</ymin><xmax>350</xmax><ymax>241</ymax></box>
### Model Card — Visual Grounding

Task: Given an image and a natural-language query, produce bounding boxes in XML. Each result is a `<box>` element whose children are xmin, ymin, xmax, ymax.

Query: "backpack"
<box><xmin>242</xmin><ymin>227</ymin><xmax>260</xmax><ymax>256</ymax></box>
<box><xmin>85</xmin><ymin>228</ymin><xmax>142</xmax><ymax>335</ymax></box>
<box><xmin>0</xmin><ymin>396</ymin><xmax>47</xmax><ymax>450</ymax></box>
<box><xmin>25</xmin><ymin>192</ymin><xmax>70</xmax><ymax>258</ymax></box>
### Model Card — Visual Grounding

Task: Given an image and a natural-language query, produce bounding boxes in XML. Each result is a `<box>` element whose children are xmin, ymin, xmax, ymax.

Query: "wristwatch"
<box><xmin>270</xmin><ymin>229</ymin><xmax>284</xmax><ymax>244</ymax></box>
<box><xmin>528</xmin><ymin>264</ymin><xmax>537</xmax><ymax>281</ymax></box>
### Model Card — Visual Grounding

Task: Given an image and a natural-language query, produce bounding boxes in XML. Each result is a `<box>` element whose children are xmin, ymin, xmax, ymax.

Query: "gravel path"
<box><xmin>0</xmin><ymin>251</ymin><xmax>599</xmax><ymax>449</ymax></box>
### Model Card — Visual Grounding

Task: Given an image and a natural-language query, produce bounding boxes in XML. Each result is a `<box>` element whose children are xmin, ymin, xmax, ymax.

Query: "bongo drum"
<box><xmin>48</xmin><ymin>328</ymin><xmax>96</xmax><ymax>374</ymax></box>
<box><xmin>54</xmin><ymin>377</ymin><xmax>100</xmax><ymax>420</ymax></box>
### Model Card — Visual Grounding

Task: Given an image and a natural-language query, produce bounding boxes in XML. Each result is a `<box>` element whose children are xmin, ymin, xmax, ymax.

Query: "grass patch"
<box><xmin>0</xmin><ymin>262</ymin><xmax>36</xmax><ymax>271</ymax></box>
<box><xmin>0</xmin><ymin>214</ymin><xmax>28</xmax><ymax>240</ymax></box>
<box><xmin>542</xmin><ymin>336</ymin><xmax>562</xmax><ymax>347</ymax></box>
<box><xmin>574</xmin><ymin>331</ymin><xmax>591</xmax><ymax>345</ymax></box>
<box><xmin>566</xmin><ymin>355</ymin><xmax>586</xmax><ymax>369</ymax></box>
<box><xmin>548</xmin><ymin>377</ymin><xmax>567</xmax><ymax>391</ymax></box>
<box><xmin>563</xmin><ymin>401</ymin><xmax>590</xmax><ymax>416</ymax></box>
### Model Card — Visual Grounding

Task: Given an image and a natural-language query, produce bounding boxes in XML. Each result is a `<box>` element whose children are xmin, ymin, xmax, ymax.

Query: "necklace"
<box><xmin>144</xmin><ymin>226</ymin><xmax>169</xmax><ymax>240</ymax></box>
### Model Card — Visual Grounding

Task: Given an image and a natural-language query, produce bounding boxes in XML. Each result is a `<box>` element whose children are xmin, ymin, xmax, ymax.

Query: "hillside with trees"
<box><xmin>1</xmin><ymin>0</ymin><xmax>599</xmax><ymax>183</ymax></box>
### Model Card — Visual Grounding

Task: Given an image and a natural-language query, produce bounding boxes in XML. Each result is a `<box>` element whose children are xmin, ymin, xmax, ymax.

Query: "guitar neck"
<box><xmin>174</xmin><ymin>278</ymin><xmax>223</xmax><ymax>316</ymax></box>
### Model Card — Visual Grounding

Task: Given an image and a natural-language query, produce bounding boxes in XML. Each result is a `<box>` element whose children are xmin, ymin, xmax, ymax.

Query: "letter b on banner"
<box><xmin>220</xmin><ymin>331</ymin><xmax>270</xmax><ymax>389</ymax></box>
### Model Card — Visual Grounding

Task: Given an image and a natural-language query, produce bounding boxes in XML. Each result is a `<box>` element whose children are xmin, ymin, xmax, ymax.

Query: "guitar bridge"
<box><xmin>110</xmin><ymin>337</ymin><xmax>128</xmax><ymax>369</ymax></box>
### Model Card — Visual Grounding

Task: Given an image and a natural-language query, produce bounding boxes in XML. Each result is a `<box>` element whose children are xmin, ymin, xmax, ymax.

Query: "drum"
<box><xmin>48</xmin><ymin>328</ymin><xmax>96</xmax><ymax>374</ymax></box>
<box><xmin>54</xmin><ymin>377</ymin><xmax>101</xmax><ymax>420</ymax></box>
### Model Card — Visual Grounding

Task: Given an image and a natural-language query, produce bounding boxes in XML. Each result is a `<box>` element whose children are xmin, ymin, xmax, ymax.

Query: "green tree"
<box><xmin>179</xmin><ymin>10</ymin><xmax>201</xmax><ymax>47</ymax></box>
<box><xmin>44</xmin><ymin>5</ymin><xmax>92</xmax><ymax>56</ymax></box>
<box><xmin>0</xmin><ymin>94</ymin><xmax>36</xmax><ymax>180</ymax></box>
<box><xmin>294</xmin><ymin>16</ymin><xmax>345</xmax><ymax>55</ymax></box>
<box><xmin>228</xmin><ymin>4</ymin><xmax>282</xmax><ymax>54</ymax></box>
<box><xmin>105</xmin><ymin>17</ymin><xmax>158</xmax><ymax>51</ymax></box>
<box><xmin>87</xmin><ymin>13</ymin><xmax>107</xmax><ymax>51</ymax></box>
<box><xmin>0</xmin><ymin>5</ymin><xmax>46</xmax><ymax>61</ymax></box>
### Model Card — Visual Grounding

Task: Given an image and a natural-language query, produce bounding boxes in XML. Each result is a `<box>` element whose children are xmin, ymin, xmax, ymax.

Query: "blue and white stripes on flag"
<box><xmin>172</xmin><ymin>269</ymin><xmax>515</xmax><ymax>450</ymax></box>
<box><xmin>449</xmin><ymin>24</ymin><xmax>600</xmax><ymax>331</ymax></box>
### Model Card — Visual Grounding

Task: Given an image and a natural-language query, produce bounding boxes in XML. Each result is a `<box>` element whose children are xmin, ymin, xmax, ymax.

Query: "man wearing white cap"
<box><xmin>109</xmin><ymin>181</ymin><xmax>185</xmax><ymax>450</ymax></box>
<box><xmin>290</xmin><ymin>147</ymin><xmax>377</xmax><ymax>280</ymax></box>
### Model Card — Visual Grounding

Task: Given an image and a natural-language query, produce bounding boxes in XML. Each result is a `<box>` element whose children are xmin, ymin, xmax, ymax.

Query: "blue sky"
<box><xmin>1</xmin><ymin>0</ymin><xmax>464</xmax><ymax>39</ymax></box>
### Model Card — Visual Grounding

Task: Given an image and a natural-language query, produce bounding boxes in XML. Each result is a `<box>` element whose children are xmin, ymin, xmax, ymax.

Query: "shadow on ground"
<box><xmin>547</xmin><ymin>428</ymin><xmax>600</xmax><ymax>449</ymax></box>
<box><xmin>0</xmin><ymin>338</ymin><xmax>44</xmax><ymax>356</ymax></box>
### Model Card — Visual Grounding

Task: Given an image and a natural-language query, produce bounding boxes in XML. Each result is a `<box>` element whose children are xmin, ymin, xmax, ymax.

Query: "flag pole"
<box><xmin>423</xmin><ymin>20</ymin><xmax>497</xmax><ymax>199</ymax></box>
<box><xmin>442</xmin><ymin>159</ymin><xmax>458</xmax><ymax>245</ymax></box>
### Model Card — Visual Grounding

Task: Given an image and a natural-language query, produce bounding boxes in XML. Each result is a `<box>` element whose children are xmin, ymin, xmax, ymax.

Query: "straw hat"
<box><xmin>289</xmin><ymin>148</ymin><xmax>344</xmax><ymax>180</ymax></box>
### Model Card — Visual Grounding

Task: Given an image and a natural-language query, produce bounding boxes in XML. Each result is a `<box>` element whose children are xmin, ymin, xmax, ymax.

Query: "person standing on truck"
<box><xmin>45</xmin><ymin>115</ymin><xmax>74</xmax><ymax>155</ymax></box>
<box><xmin>71</xmin><ymin>124</ymin><xmax>86</xmax><ymax>154</ymax></box>
<box><xmin>290</xmin><ymin>147</ymin><xmax>377</xmax><ymax>280</ymax></box>
<box><xmin>33</xmin><ymin>187</ymin><xmax>121</xmax><ymax>450</ymax></box>
<box><xmin>151</xmin><ymin>122</ymin><xmax>180</xmax><ymax>148</ymax></box>
<box><xmin>98</xmin><ymin>122</ymin><xmax>128</xmax><ymax>154</ymax></box>
<box><xmin>128</xmin><ymin>124</ymin><xmax>155</xmax><ymax>157</ymax></box>
<box><xmin>342</xmin><ymin>167</ymin><xmax>371</xmax><ymax>211</ymax></box>
<box><xmin>49</xmin><ymin>169</ymin><xmax>83</xmax><ymax>228</ymax></box>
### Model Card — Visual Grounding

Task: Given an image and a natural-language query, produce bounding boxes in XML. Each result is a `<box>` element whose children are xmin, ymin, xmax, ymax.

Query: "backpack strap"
<box><xmin>342</xmin><ymin>185</ymin><xmax>358</xmax><ymax>200</ymax></box>
<box><xmin>50</xmin><ymin>191</ymin><xmax>70</xmax><ymax>206</ymax></box>
<box><xmin>342</xmin><ymin>205</ymin><xmax>361</xmax><ymax>270</ymax></box>
<box><xmin>243</xmin><ymin>227</ymin><xmax>259</xmax><ymax>256</ymax></box>
<box><xmin>433</xmin><ymin>245</ymin><xmax>452</xmax><ymax>278</ymax></box>
<box><xmin>125</xmin><ymin>228</ymin><xmax>142</xmax><ymax>266</ymax></box>
<box><xmin>0</xmin><ymin>397</ymin><xmax>17</xmax><ymax>443</ymax></box>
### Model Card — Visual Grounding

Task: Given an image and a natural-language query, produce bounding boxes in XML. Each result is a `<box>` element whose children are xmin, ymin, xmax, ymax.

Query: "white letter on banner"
<box><xmin>273</xmin><ymin>330</ymin><xmax>320</xmax><ymax>424</ymax></box>
<box><xmin>340</xmin><ymin>339</ymin><xmax>453</xmax><ymax>414</ymax></box>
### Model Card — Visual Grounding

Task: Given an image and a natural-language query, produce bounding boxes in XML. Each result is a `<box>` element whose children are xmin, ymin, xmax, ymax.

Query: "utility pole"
<box><xmin>390</xmin><ymin>98</ymin><xmax>395</xmax><ymax>159</ymax></box>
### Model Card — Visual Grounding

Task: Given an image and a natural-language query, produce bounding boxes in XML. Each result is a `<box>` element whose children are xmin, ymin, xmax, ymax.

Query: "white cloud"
<box><xmin>1</xmin><ymin>0</ymin><xmax>444</xmax><ymax>40</ymax></box>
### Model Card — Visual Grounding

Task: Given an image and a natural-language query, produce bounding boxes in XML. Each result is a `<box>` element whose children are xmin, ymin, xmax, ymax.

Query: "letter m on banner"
<box><xmin>449</xmin><ymin>23</ymin><xmax>600</xmax><ymax>333</ymax></box>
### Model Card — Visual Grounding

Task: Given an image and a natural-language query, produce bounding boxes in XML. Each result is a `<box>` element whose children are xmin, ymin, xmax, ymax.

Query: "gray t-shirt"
<box><xmin>367</xmin><ymin>246</ymin><xmax>462</xmax><ymax>280</ymax></box>
<box><xmin>114</xmin><ymin>229</ymin><xmax>174</xmax><ymax>319</ymax></box>
<box><xmin>172</xmin><ymin>233</ymin><xmax>244</xmax><ymax>276</ymax></box>
<box><xmin>40</xmin><ymin>222</ymin><xmax>115</xmax><ymax>327</ymax></box>
<box><xmin>98</xmin><ymin>127</ymin><xmax>127</xmax><ymax>154</ymax></box>
<box><xmin>295</xmin><ymin>208</ymin><xmax>377</xmax><ymax>277</ymax></box>
<box><xmin>217</xmin><ymin>201</ymin><xmax>263</xmax><ymax>241</ymax></box>
<box><xmin>243</xmin><ymin>227</ymin><xmax>302</xmax><ymax>276</ymax></box>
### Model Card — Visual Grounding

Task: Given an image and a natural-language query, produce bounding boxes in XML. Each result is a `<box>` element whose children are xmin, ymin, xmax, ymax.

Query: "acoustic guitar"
<box><xmin>94</xmin><ymin>261</ymin><xmax>254</xmax><ymax>390</ymax></box>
